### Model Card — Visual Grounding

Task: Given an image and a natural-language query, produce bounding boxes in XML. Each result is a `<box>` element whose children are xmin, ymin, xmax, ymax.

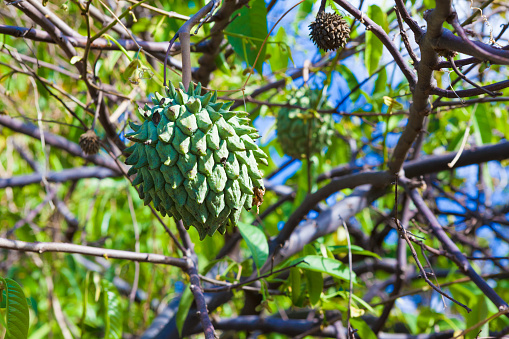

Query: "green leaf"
<box><xmin>1</xmin><ymin>278</ymin><xmax>30</xmax><ymax>339</ymax></box>
<box><xmin>365</xmin><ymin>5</ymin><xmax>387</xmax><ymax>75</ymax></box>
<box><xmin>267</xmin><ymin>27</ymin><xmax>290</xmax><ymax>71</ymax></box>
<box><xmin>176</xmin><ymin>284</ymin><xmax>194</xmax><ymax>337</ymax></box>
<box><xmin>238</xmin><ymin>222</ymin><xmax>269</xmax><ymax>270</ymax></box>
<box><xmin>27</xmin><ymin>323</ymin><xmax>50</xmax><ymax>339</ymax></box>
<box><xmin>449</xmin><ymin>283</ymin><xmax>489</xmax><ymax>339</ymax></box>
<box><xmin>337</xmin><ymin>64</ymin><xmax>360</xmax><ymax>103</ymax></box>
<box><xmin>303</xmin><ymin>245</ymin><xmax>323</xmax><ymax>305</ymax></box>
<box><xmin>473</xmin><ymin>104</ymin><xmax>492</xmax><ymax>145</ymax></box>
<box><xmin>225</xmin><ymin>0</ymin><xmax>267</xmax><ymax>74</ymax></box>
<box><xmin>102</xmin><ymin>280</ymin><xmax>122</xmax><ymax>339</ymax></box>
<box><xmin>295</xmin><ymin>0</ymin><xmax>313</xmax><ymax>23</ymax></box>
<box><xmin>350</xmin><ymin>318</ymin><xmax>378</xmax><ymax>339</ymax></box>
<box><xmin>329</xmin><ymin>245</ymin><xmax>381</xmax><ymax>259</ymax></box>
<box><xmin>374</xmin><ymin>68</ymin><xmax>387</xmax><ymax>95</ymax></box>
<box><xmin>290</xmin><ymin>267</ymin><xmax>301</xmax><ymax>306</ymax></box>
<box><xmin>288</xmin><ymin>255</ymin><xmax>356</xmax><ymax>283</ymax></box>
<box><xmin>214</xmin><ymin>53</ymin><xmax>232</xmax><ymax>76</ymax></box>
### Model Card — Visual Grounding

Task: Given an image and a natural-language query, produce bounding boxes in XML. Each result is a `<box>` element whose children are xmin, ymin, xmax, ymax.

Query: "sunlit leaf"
<box><xmin>287</xmin><ymin>255</ymin><xmax>357</xmax><ymax>283</ymax></box>
<box><xmin>1</xmin><ymin>277</ymin><xmax>30</xmax><ymax>339</ymax></box>
<box><xmin>350</xmin><ymin>318</ymin><xmax>378</xmax><ymax>339</ymax></box>
<box><xmin>365</xmin><ymin>5</ymin><xmax>387</xmax><ymax>75</ymax></box>
<box><xmin>102</xmin><ymin>280</ymin><xmax>122</xmax><ymax>339</ymax></box>
<box><xmin>267</xmin><ymin>27</ymin><xmax>290</xmax><ymax>72</ymax></box>
<box><xmin>238</xmin><ymin>222</ymin><xmax>269</xmax><ymax>270</ymax></box>
<box><xmin>225</xmin><ymin>0</ymin><xmax>267</xmax><ymax>74</ymax></box>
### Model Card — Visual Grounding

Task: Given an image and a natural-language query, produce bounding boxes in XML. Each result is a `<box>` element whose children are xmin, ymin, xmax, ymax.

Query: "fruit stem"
<box><xmin>180</xmin><ymin>31</ymin><xmax>192</xmax><ymax>91</ymax></box>
<box><xmin>319</xmin><ymin>0</ymin><xmax>326</xmax><ymax>13</ymax></box>
<box><xmin>163</xmin><ymin>0</ymin><xmax>219</xmax><ymax>89</ymax></box>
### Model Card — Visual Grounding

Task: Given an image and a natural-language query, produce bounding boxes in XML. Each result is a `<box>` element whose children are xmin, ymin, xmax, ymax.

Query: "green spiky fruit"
<box><xmin>124</xmin><ymin>82</ymin><xmax>268</xmax><ymax>240</ymax></box>
<box><xmin>276</xmin><ymin>88</ymin><xmax>335</xmax><ymax>159</ymax></box>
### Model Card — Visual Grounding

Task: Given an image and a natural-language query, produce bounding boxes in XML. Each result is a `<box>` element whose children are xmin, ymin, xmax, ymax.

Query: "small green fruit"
<box><xmin>276</xmin><ymin>88</ymin><xmax>335</xmax><ymax>159</ymax></box>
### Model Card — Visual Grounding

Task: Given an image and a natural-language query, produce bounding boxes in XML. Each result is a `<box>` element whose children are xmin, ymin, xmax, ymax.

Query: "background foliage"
<box><xmin>0</xmin><ymin>0</ymin><xmax>509</xmax><ymax>338</ymax></box>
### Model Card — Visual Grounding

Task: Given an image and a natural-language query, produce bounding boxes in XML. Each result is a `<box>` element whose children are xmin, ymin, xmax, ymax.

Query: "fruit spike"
<box><xmin>125</xmin><ymin>82</ymin><xmax>268</xmax><ymax>239</ymax></box>
<box><xmin>309</xmin><ymin>11</ymin><xmax>350</xmax><ymax>52</ymax></box>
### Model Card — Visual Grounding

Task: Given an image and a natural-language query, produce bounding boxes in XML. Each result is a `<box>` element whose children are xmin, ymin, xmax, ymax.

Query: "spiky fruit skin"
<box><xmin>79</xmin><ymin>130</ymin><xmax>101</xmax><ymax>155</ymax></box>
<box><xmin>276</xmin><ymin>88</ymin><xmax>334</xmax><ymax>159</ymax></box>
<box><xmin>124</xmin><ymin>83</ymin><xmax>268</xmax><ymax>240</ymax></box>
<box><xmin>309</xmin><ymin>11</ymin><xmax>350</xmax><ymax>51</ymax></box>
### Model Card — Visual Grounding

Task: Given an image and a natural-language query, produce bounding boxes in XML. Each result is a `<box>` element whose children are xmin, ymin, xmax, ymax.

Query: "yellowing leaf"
<box><xmin>350</xmin><ymin>306</ymin><xmax>365</xmax><ymax>317</ymax></box>
<box><xmin>70</xmin><ymin>55</ymin><xmax>82</xmax><ymax>65</ymax></box>
<box><xmin>383</xmin><ymin>96</ymin><xmax>403</xmax><ymax>110</ymax></box>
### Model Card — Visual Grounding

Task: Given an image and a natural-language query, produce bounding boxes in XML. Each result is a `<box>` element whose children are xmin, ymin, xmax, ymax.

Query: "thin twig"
<box><xmin>127</xmin><ymin>191</ymin><xmax>141</xmax><ymax>307</ymax></box>
<box><xmin>404</xmin><ymin>178</ymin><xmax>509</xmax><ymax>317</ymax></box>
<box><xmin>340</xmin><ymin>219</ymin><xmax>354</xmax><ymax>337</ymax></box>
<box><xmin>448</xmin><ymin>56</ymin><xmax>497</xmax><ymax>96</ymax></box>
<box><xmin>202</xmin><ymin>261</ymin><xmax>304</xmax><ymax>293</ymax></box>
<box><xmin>394</xmin><ymin>177</ymin><xmax>471</xmax><ymax>312</ymax></box>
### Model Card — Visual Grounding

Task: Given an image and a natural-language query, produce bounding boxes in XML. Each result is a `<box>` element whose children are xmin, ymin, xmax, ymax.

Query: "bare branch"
<box><xmin>403</xmin><ymin>179</ymin><xmax>509</xmax><ymax>316</ymax></box>
<box><xmin>0</xmin><ymin>238</ymin><xmax>188</xmax><ymax>268</ymax></box>
<box><xmin>388</xmin><ymin>1</ymin><xmax>453</xmax><ymax>175</ymax></box>
<box><xmin>433</xmin><ymin>29</ymin><xmax>509</xmax><ymax>65</ymax></box>
<box><xmin>0</xmin><ymin>115</ymin><xmax>121</xmax><ymax>172</ymax></box>
<box><xmin>333</xmin><ymin>0</ymin><xmax>416</xmax><ymax>88</ymax></box>
<box><xmin>394</xmin><ymin>0</ymin><xmax>424</xmax><ymax>39</ymax></box>
<box><xmin>0</xmin><ymin>166</ymin><xmax>119</xmax><ymax>189</ymax></box>
<box><xmin>431</xmin><ymin>79</ymin><xmax>509</xmax><ymax>98</ymax></box>
<box><xmin>274</xmin><ymin>171</ymin><xmax>392</xmax><ymax>247</ymax></box>
<box><xmin>176</xmin><ymin>218</ymin><xmax>216</xmax><ymax>339</ymax></box>
<box><xmin>448</xmin><ymin>12</ymin><xmax>509</xmax><ymax>65</ymax></box>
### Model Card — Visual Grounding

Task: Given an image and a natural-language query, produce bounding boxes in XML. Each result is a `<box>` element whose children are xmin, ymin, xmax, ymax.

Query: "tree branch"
<box><xmin>273</xmin><ymin>171</ymin><xmax>391</xmax><ymax>247</ymax></box>
<box><xmin>0</xmin><ymin>115</ymin><xmax>121</xmax><ymax>172</ymax></box>
<box><xmin>0</xmin><ymin>166</ymin><xmax>120</xmax><ymax>189</ymax></box>
<box><xmin>333</xmin><ymin>0</ymin><xmax>416</xmax><ymax>88</ymax></box>
<box><xmin>0</xmin><ymin>238</ymin><xmax>187</xmax><ymax>268</ymax></box>
<box><xmin>388</xmin><ymin>1</ymin><xmax>452</xmax><ymax>175</ymax></box>
<box><xmin>393</xmin><ymin>0</ymin><xmax>424</xmax><ymax>39</ymax></box>
<box><xmin>433</xmin><ymin>29</ymin><xmax>509</xmax><ymax>65</ymax></box>
<box><xmin>404</xmin><ymin>180</ymin><xmax>509</xmax><ymax>316</ymax></box>
<box><xmin>448</xmin><ymin>12</ymin><xmax>509</xmax><ymax>65</ymax></box>
<box><xmin>431</xmin><ymin>79</ymin><xmax>509</xmax><ymax>98</ymax></box>
<box><xmin>175</xmin><ymin>219</ymin><xmax>216</xmax><ymax>339</ymax></box>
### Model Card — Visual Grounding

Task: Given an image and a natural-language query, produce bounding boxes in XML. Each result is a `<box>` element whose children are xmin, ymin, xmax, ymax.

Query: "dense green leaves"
<box><xmin>449</xmin><ymin>283</ymin><xmax>495</xmax><ymax>339</ymax></box>
<box><xmin>1</xmin><ymin>1</ymin><xmax>508</xmax><ymax>338</ymax></box>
